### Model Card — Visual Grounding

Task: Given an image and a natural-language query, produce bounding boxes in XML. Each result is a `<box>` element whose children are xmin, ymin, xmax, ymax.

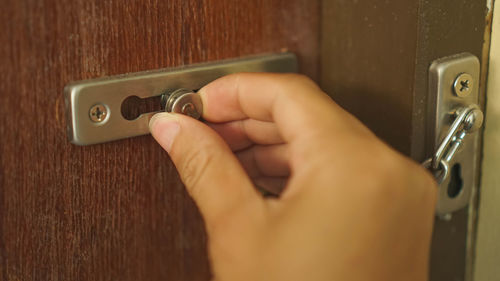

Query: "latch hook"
<box><xmin>423</xmin><ymin>53</ymin><xmax>483</xmax><ymax>216</ymax></box>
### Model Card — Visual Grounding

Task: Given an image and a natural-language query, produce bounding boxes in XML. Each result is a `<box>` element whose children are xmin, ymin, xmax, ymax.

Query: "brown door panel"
<box><xmin>0</xmin><ymin>1</ymin><xmax>319</xmax><ymax>280</ymax></box>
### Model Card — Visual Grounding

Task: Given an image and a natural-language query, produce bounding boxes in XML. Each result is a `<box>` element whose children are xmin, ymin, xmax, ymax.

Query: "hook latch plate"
<box><xmin>427</xmin><ymin>53</ymin><xmax>482</xmax><ymax>216</ymax></box>
<box><xmin>65</xmin><ymin>53</ymin><xmax>298</xmax><ymax>146</ymax></box>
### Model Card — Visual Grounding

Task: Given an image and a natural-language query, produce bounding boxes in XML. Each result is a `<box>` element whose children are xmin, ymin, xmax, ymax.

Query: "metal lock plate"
<box><xmin>427</xmin><ymin>53</ymin><xmax>482</xmax><ymax>216</ymax></box>
<box><xmin>65</xmin><ymin>53</ymin><xmax>298</xmax><ymax>145</ymax></box>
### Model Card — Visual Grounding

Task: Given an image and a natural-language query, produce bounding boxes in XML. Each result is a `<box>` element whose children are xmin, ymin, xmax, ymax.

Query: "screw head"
<box><xmin>453</xmin><ymin>73</ymin><xmax>474</xmax><ymax>97</ymax></box>
<box><xmin>181</xmin><ymin>103</ymin><xmax>198</xmax><ymax>118</ymax></box>
<box><xmin>89</xmin><ymin>104</ymin><xmax>108</xmax><ymax>123</ymax></box>
<box><xmin>163</xmin><ymin>89</ymin><xmax>203</xmax><ymax>120</ymax></box>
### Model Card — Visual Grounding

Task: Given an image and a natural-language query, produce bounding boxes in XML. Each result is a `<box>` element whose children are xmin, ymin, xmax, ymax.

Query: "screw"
<box><xmin>181</xmin><ymin>103</ymin><xmax>197</xmax><ymax>117</ymax></box>
<box><xmin>89</xmin><ymin>104</ymin><xmax>108</xmax><ymax>123</ymax></box>
<box><xmin>453</xmin><ymin>73</ymin><xmax>474</xmax><ymax>97</ymax></box>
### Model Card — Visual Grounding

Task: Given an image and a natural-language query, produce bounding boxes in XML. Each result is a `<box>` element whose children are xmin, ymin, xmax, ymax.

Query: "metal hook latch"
<box><xmin>423</xmin><ymin>104</ymin><xmax>483</xmax><ymax>184</ymax></box>
<box><xmin>423</xmin><ymin>53</ymin><xmax>483</xmax><ymax>217</ymax></box>
<box><xmin>161</xmin><ymin>88</ymin><xmax>203</xmax><ymax>119</ymax></box>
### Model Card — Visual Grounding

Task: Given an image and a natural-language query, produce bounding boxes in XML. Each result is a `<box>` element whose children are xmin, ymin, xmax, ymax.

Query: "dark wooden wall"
<box><xmin>0</xmin><ymin>1</ymin><xmax>319</xmax><ymax>280</ymax></box>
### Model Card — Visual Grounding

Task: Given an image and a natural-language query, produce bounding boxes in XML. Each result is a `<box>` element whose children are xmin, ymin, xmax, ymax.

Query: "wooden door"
<box><xmin>0</xmin><ymin>1</ymin><xmax>319</xmax><ymax>280</ymax></box>
<box><xmin>320</xmin><ymin>1</ymin><xmax>489</xmax><ymax>281</ymax></box>
<box><xmin>0</xmin><ymin>1</ymin><xmax>490</xmax><ymax>281</ymax></box>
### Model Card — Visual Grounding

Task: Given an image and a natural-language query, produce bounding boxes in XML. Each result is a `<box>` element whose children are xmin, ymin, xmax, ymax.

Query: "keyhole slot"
<box><xmin>121</xmin><ymin>95</ymin><xmax>163</xmax><ymax>120</ymax></box>
<box><xmin>447</xmin><ymin>163</ymin><xmax>464</xmax><ymax>198</ymax></box>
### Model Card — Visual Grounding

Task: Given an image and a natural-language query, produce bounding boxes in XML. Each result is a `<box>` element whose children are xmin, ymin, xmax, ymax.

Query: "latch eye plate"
<box><xmin>64</xmin><ymin>53</ymin><xmax>298</xmax><ymax>146</ymax></box>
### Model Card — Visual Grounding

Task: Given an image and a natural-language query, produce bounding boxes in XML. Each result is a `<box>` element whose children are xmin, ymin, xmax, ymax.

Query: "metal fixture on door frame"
<box><xmin>423</xmin><ymin>53</ymin><xmax>483</xmax><ymax>217</ymax></box>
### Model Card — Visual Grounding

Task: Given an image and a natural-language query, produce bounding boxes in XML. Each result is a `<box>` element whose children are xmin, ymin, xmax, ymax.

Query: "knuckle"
<box><xmin>274</xmin><ymin>74</ymin><xmax>330</xmax><ymax>110</ymax></box>
<box><xmin>283</xmin><ymin>73</ymin><xmax>314</xmax><ymax>84</ymax></box>
<box><xmin>280</xmin><ymin>74</ymin><xmax>319</xmax><ymax>91</ymax></box>
<box><xmin>413</xmin><ymin>163</ymin><xmax>439</xmax><ymax>202</ymax></box>
<box><xmin>364</xmin><ymin>146</ymin><xmax>437</xmax><ymax>206</ymax></box>
<box><xmin>358</xmin><ymin>146</ymin><xmax>408</xmax><ymax>196</ymax></box>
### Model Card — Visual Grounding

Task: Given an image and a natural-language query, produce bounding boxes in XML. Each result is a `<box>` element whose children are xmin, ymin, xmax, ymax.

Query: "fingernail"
<box><xmin>149</xmin><ymin>113</ymin><xmax>180</xmax><ymax>153</ymax></box>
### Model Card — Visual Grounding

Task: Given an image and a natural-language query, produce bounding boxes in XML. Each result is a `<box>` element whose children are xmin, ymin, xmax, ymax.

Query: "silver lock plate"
<box><xmin>65</xmin><ymin>53</ymin><xmax>298</xmax><ymax>145</ymax></box>
<box><xmin>427</xmin><ymin>53</ymin><xmax>481</xmax><ymax>216</ymax></box>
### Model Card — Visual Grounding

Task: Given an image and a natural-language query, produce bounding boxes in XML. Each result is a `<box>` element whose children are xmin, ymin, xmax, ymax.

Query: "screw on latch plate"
<box><xmin>161</xmin><ymin>88</ymin><xmax>203</xmax><ymax>119</ymax></box>
<box><xmin>453</xmin><ymin>73</ymin><xmax>474</xmax><ymax>97</ymax></box>
<box><xmin>89</xmin><ymin>104</ymin><xmax>108</xmax><ymax>123</ymax></box>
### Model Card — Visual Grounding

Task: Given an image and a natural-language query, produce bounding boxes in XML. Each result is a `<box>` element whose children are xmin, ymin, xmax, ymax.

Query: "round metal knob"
<box><xmin>463</xmin><ymin>108</ymin><xmax>484</xmax><ymax>133</ymax></box>
<box><xmin>161</xmin><ymin>88</ymin><xmax>203</xmax><ymax>119</ymax></box>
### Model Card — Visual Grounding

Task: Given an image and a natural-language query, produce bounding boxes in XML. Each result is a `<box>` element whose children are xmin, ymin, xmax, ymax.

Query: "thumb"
<box><xmin>149</xmin><ymin>112</ymin><xmax>263</xmax><ymax>226</ymax></box>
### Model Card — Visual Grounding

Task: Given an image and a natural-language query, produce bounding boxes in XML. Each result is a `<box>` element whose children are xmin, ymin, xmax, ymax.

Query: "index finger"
<box><xmin>198</xmin><ymin>73</ymin><xmax>347</xmax><ymax>143</ymax></box>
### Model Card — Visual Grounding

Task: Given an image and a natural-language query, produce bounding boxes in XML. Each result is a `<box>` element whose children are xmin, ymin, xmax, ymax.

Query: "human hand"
<box><xmin>149</xmin><ymin>73</ymin><xmax>437</xmax><ymax>281</ymax></box>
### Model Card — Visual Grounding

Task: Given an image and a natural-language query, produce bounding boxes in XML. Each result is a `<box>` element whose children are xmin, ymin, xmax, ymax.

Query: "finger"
<box><xmin>236</xmin><ymin>144</ymin><xmax>290</xmax><ymax>178</ymax></box>
<box><xmin>149</xmin><ymin>112</ymin><xmax>263</xmax><ymax>226</ymax></box>
<box><xmin>207</xmin><ymin>119</ymin><xmax>284</xmax><ymax>151</ymax></box>
<box><xmin>198</xmin><ymin>73</ymin><xmax>348</xmax><ymax>143</ymax></box>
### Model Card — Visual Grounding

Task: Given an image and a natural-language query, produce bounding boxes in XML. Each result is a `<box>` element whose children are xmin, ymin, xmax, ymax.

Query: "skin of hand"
<box><xmin>149</xmin><ymin>73</ymin><xmax>437</xmax><ymax>281</ymax></box>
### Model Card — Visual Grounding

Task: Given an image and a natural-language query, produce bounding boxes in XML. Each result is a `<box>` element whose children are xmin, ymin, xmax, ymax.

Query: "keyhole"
<box><xmin>447</xmin><ymin>163</ymin><xmax>464</xmax><ymax>198</ymax></box>
<box><xmin>121</xmin><ymin>95</ymin><xmax>163</xmax><ymax>120</ymax></box>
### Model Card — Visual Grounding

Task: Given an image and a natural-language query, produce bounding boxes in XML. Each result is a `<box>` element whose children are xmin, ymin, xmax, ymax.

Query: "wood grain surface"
<box><xmin>0</xmin><ymin>1</ymin><xmax>319</xmax><ymax>280</ymax></box>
